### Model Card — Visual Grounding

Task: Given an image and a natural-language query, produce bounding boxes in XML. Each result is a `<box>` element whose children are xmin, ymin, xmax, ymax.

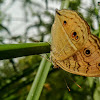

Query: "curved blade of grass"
<box><xmin>0</xmin><ymin>42</ymin><xmax>50</xmax><ymax>60</ymax></box>
<box><xmin>26</xmin><ymin>54</ymin><xmax>51</xmax><ymax>100</ymax></box>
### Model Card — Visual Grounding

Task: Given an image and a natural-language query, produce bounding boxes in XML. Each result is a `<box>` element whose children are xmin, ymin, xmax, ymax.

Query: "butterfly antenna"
<box><xmin>40</xmin><ymin>54</ymin><xmax>52</xmax><ymax>63</ymax></box>
<box><xmin>64</xmin><ymin>78</ymin><xmax>70</xmax><ymax>91</ymax></box>
<box><xmin>66</xmin><ymin>73</ymin><xmax>81</xmax><ymax>88</ymax></box>
<box><xmin>46</xmin><ymin>53</ymin><xmax>50</xmax><ymax>59</ymax></box>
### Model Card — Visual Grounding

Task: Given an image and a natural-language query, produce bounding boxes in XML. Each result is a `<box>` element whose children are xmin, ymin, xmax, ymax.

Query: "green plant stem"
<box><xmin>26</xmin><ymin>54</ymin><xmax>51</xmax><ymax>100</ymax></box>
<box><xmin>0</xmin><ymin>42</ymin><xmax>50</xmax><ymax>60</ymax></box>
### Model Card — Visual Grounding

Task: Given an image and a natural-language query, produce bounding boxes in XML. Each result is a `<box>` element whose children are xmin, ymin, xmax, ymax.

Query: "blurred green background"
<box><xmin>0</xmin><ymin>0</ymin><xmax>100</xmax><ymax>100</ymax></box>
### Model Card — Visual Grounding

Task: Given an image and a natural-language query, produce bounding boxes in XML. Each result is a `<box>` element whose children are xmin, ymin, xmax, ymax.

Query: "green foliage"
<box><xmin>0</xmin><ymin>0</ymin><xmax>100</xmax><ymax>100</ymax></box>
<box><xmin>40</xmin><ymin>70</ymin><xmax>100</xmax><ymax>100</ymax></box>
<box><xmin>69</xmin><ymin>0</ymin><xmax>81</xmax><ymax>10</ymax></box>
<box><xmin>0</xmin><ymin>55</ymin><xmax>41</xmax><ymax>99</ymax></box>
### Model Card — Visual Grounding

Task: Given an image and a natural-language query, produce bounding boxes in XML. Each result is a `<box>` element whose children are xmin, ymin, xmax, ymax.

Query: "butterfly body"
<box><xmin>51</xmin><ymin>9</ymin><xmax>100</xmax><ymax>77</ymax></box>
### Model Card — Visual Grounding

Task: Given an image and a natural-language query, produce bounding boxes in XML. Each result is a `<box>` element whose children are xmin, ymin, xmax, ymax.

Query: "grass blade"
<box><xmin>26</xmin><ymin>54</ymin><xmax>51</xmax><ymax>100</ymax></box>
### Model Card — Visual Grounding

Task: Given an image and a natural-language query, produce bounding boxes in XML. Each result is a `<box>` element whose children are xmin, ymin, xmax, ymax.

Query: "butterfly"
<box><xmin>51</xmin><ymin>9</ymin><xmax>100</xmax><ymax>77</ymax></box>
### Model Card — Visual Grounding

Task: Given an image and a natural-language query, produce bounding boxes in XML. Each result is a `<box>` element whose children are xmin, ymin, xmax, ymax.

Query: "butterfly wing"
<box><xmin>53</xmin><ymin>34</ymin><xmax>100</xmax><ymax>77</ymax></box>
<box><xmin>51</xmin><ymin>9</ymin><xmax>90</xmax><ymax>61</ymax></box>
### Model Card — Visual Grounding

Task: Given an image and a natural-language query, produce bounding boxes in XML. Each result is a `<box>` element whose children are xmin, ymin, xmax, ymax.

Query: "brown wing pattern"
<box><xmin>51</xmin><ymin>9</ymin><xmax>90</xmax><ymax>61</ymax></box>
<box><xmin>53</xmin><ymin>35</ymin><xmax>100</xmax><ymax>77</ymax></box>
<box><xmin>51</xmin><ymin>9</ymin><xmax>100</xmax><ymax>77</ymax></box>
